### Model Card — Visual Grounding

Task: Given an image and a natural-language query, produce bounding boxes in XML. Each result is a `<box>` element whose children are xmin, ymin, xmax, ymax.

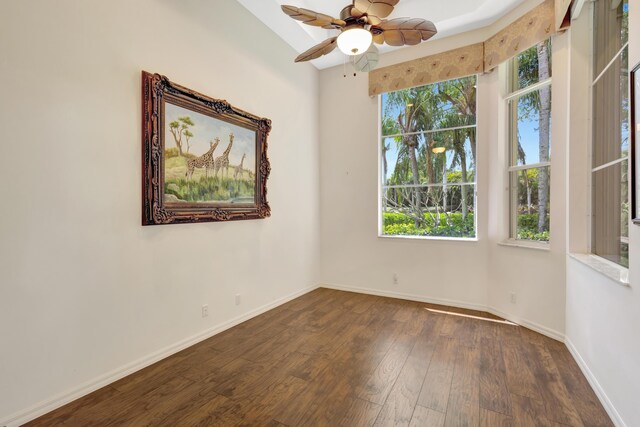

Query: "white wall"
<box><xmin>319</xmin><ymin>0</ymin><xmax>567</xmax><ymax>338</ymax></box>
<box><xmin>0</xmin><ymin>0</ymin><xmax>320</xmax><ymax>423</ymax></box>
<box><xmin>318</xmin><ymin>32</ymin><xmax>491</xmax><ymax>310</ymax></box>
<box><xmin>565</xmin><ymin>2</ymin><xmax>640</xmax><ymax>426</ymax></box>
<box><xmin>486</xmin><ymin>30</ymin><xmax>569</xmax><ymax>339</ymax></box>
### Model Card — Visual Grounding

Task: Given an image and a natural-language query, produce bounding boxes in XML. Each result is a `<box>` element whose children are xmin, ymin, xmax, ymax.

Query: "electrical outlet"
<box><xmin>393</xmin><ymin>273</ymin><xmax>399</xmax><ymax>285</ymax></box>
<box><xmin>510</xmin><ymin>293</ymin><xmax>517</xmax><ymax>304</ymax></box>
<box><xmin>202</xmin><ymin>304</ymin><xmax>209</xmax><ymax>318</ymax></box>
<box><xmin>235</xmin><ymin>294</ymin><xmax>241</xmax><ymax>306</ymax></box>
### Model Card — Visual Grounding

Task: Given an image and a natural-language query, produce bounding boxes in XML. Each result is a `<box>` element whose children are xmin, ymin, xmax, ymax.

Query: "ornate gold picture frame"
<box><xmin>141</xmin><ymin>71</ymin><xmax>271</xmax><ymax>225</ymax></box>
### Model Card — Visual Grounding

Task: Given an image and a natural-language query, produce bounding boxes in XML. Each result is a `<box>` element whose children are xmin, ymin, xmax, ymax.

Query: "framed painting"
<box><xmin>141</xmin><ymin>71</ymin><xmax>271</xmax><ymax>225</ymax></box>
<box><xmin>632</xmin><ymin>63</ymin><xmax>640</xmax><ymax>224</ymax></box>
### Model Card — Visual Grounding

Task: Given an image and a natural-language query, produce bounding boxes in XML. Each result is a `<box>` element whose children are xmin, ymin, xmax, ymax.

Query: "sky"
<box><xmin>165</xmin><ymin>102</ymin><xmax>256</xmax><ymax>172</ymax></box>
<box><xmin>516</xmin><ymin>109</ymin><xmax>549</xmax><ymax>166</ymax></box>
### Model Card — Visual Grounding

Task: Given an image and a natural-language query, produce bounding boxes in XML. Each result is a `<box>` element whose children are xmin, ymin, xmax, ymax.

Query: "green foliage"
<box><xmin>517</xmin><ymin>213</ymin><xmax>550</xmax><ymax>242</ymax></box>
<box><xmin>513</xmin><ymin>39</ymin><xmax>552</xmax><ymax>90</ymax></box>
<box><xmin>517</xmin><ymin>213</ymin><xmax>539</xmax><ymax>231</ymax></box>
<box><xmin>383</xmin><ymin>212</ymin><xmax>411</xmax><ymax>226</ymax></box>
<box><xmin>383</xmin><ymin>211</ymin><xmax>550</xmax><ymax>241</ymax></box>
<box><xmin>382</xmin><ymin>116</ymin><xmax>399</xmax><ymax>137</ymax></box>
<box><xmin>517</xmin><ymin>230</ymin><xmax>549</xmax><ymax>242</ymax></box>
<box><xmin>515</xmin><ymin>168</ymin><xmax>546</xmax><ymax>208</ymax></box>
<box><xmin>164</xmin><ymin>176</ymin><xmax>254</xmax><ymax>203</ymax></box>
<box><xmin>382</xmin><ymin>212</ymin><xmax>475</xmax><ymax>238</ymax></box>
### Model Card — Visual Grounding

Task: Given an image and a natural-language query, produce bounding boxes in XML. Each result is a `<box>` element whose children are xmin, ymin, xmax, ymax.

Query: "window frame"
<box><xmin>377</xmin><ymin>77</ymin><xmax>479</xmax><ymax>241</ymax></box>
<box><xmin>587</xmin><ymin>5</ymin><xmax>633</xmax><ymax>268</ymax></box>
<box><xmin>503</xmin><ymin>42</ymin><xmax>553</xmax><ymax>246</ymax></box>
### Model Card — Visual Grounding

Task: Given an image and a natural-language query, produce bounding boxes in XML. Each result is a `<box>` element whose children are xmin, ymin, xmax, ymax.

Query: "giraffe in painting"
<box><xmin>213</xmin><ymin>133</ymin><xmax>234</xmax><ymax>178</ymax></box>
<box><xmin>185</xmin><ymin>138</ymin><xmax>219</xmax><ymax>179</ymax></box>
<box><xmin>233</xmin><ymin>153</ymin><xmax>246</xmax><ymax>180</ymax></box>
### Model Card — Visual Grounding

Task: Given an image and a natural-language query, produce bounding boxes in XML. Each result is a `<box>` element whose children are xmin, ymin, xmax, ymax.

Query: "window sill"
<box><xmin>498</xmin><ymin>239</ymin><xmax>550</xmax><ymax>251</ymax></box>
<box><xmin>568</xmin><ymin>253</ymin><xmax>630</xmax><ymax>287</ymax></box>
<box><xmin>378</xmin><ymin>234</ymin><xmax>478</xmax><ymax>242</ymax></box>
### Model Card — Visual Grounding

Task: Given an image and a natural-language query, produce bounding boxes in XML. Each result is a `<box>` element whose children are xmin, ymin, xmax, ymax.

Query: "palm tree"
<box><xmin>384</xmin><ymin>88</ymin><xmax>439</xmax><ymax>226</ymax></box>
<box><xmin>381</xmin><ymin>117</ymin><xmax>398</xmax><ymax>184</ymax></box>
<box><xmin>437</xmin><ymin>77</ymin><xmax>477</xmax><ymax>220</ymax></box>
<box><xmin>438</xmin><ymin>77</ymin><xmax>477</xmax><ymax>165</ymax></box>
<box><xmin>536</xmin><ymin>42</ymin><xmax>551</xmax><ymax>233</ymax></box>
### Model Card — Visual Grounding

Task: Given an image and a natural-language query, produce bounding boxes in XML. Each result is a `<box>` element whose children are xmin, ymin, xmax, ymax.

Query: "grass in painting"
<box><xmin>164</xmin><ymin>154</ymin><xmax>254</xmax><ymax>203</ymax></box>
<box><xmin>165</xmin><ymin>176</ymin><xmax>254</xmax><ymax>203</ymax></box>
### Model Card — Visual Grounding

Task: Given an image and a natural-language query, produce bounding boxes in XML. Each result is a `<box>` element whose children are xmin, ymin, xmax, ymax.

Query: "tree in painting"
<box><xmin>168</xmin><ymin>116</ymin><xmax>195</xmax><ymax>156</ymax></box>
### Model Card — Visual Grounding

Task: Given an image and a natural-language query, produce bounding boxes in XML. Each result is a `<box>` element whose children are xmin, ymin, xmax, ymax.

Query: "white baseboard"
<box><xmin>486</xmin><ymin>306</ymin><xmax>565</xmax><ymax>342</ymax></box>
<box><xmin>320</xmin><ymin>283</ymin><xmax>565</xmax><ymax>342</ymax></box>
<box><xmin>565</xmin><ymin>338</ymin><xmax>626</xmax><ymax>427</ymax></box>
<box><xmin>320</xmin><ymin>283</ymin><xmax>489</xmax><ymax>313</ymax></box>
<box><xmin>0</xmin><ymin>286</ymin><xmax>318</xmax><ymax>427</ymax></box>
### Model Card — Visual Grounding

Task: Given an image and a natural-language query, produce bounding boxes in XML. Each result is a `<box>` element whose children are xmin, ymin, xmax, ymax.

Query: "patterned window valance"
<box><xmin>368</xmin><ymin>0</ymin><xmax>571</xmax><ymax>96</ymax></box>
<box><xmin>368</xmin><ymin>43</ymin><xmax>484</xmax><ymax>96</ymax></box>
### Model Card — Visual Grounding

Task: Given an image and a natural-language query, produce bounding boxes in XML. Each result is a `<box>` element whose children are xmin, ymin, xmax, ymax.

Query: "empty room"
<box><xmin>1</xmin><ymin>0</ymin><xmax>638</xmax><ymax>425</ymax></box>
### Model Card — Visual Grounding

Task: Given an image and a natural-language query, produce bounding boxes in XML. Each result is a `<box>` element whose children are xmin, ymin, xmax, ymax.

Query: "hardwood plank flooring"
<box><xmin>25</xmin><ymin>288</ymin><xmax>612</xmax><ymax>427</ymax></box>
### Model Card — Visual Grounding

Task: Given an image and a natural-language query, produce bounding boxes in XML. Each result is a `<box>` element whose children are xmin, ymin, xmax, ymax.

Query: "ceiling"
<box><xmin>236</xmin><ymin>0</ymin><xmax>528</xmax><ymax>69</ymax></box>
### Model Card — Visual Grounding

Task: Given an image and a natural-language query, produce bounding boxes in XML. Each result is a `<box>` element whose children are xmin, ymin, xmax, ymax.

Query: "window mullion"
<box><xmin>508</xmin><ymin>162</ymin><xmax>552</xmax><ymax>172</ymax></box>
<box><xmin>504</xmin><ymin>78</ymin><xmax>552</xmax><ymax>102</ymax></box>
<box><xmin>383</xmin><ymin>183</ymin><xmax>476</xmax><ymax>190</ymax></box>
<box><xmin>382</xmin><ymin>124</ymin><xmax>476</xmax><ymax>140</ymax></box>
<box><xmin>591</xmin><ymin>156</ymin><xmax>628</xmax><ymax>173</ymax></box>
<box><xmin>591</xmin><ymin>41</ymin><xmax>629</xmax><ymax>87</ymax></box>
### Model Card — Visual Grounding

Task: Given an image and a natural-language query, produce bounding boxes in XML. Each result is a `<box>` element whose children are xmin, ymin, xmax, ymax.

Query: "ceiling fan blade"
<box><xmin>295</xmin><ymin>37</ymin><xmax>338</xmax><ymax>63</ymax></box>
<box><xmin>372</xmin><ymin>33</ymin><xmax>385</xmax><ymax>44</ymax></box>
<box><xmin>366</xmin><ymin>15</ymin><xmax>382</xmax><ymax>25</ymax></box>
<box><xmin>376</xmin><ymin>18</ymin><xmax>437</xmax><ymax>46</ymax></box>
<box><xmin>353</xmin><ymin>0</ymin><xmax>400</xmax><ymax>19</ymax></box>
<box><xmin>282</xmin><ymin>5</ymin><xmax>346</xmax><ymax>28</ymax></box>
<box><xmin>373</xmin><ymin>33</ymin><xmax>384</xmax><ymax>44</ymax></box>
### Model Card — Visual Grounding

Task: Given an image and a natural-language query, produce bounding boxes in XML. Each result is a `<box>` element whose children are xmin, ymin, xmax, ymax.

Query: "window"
<box><xmin>591</xmin><ymin>0</ymin><xmax>629</xmax><ymax>267</ymax></box>
<box><xmin>505</xmin><ymin>40</ymin><xmax>552</xmax><ymax>243</ymax></box>
<box><xmin>380</xmin><ymin>76</ymin><xmax>477</xmax><ymax>239</ymax></box>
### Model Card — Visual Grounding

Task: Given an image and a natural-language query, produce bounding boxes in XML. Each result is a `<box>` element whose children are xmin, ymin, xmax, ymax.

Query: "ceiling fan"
<box><xmin>282</xmin><ymin>0</ymin><xmax>437</xmax><ymax>63</ymax></box>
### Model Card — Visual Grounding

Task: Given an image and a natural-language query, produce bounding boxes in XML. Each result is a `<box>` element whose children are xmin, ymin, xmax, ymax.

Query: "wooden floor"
<box><xmin>27</xmin><ymin>288</ymin><xmax>612</xmax><ymax>427</ymax></box>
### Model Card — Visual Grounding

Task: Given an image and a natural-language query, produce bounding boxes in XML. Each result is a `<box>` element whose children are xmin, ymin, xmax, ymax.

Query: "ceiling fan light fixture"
<box><xmin>281</xmin><ymin>2</ymin><xmax>437</xmax><ymax>64</ymax></box>
<box><xmin>337</xmin><ymin>27</ymin><xmax>372</xmax><ymax>56</ymax></box>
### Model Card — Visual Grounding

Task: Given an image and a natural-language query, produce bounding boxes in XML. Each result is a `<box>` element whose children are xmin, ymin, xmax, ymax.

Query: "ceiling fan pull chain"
<box><xmin>343</xmin><ymin>54</ymin><xmax>347</xmax><ymax>78</ymax></box>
